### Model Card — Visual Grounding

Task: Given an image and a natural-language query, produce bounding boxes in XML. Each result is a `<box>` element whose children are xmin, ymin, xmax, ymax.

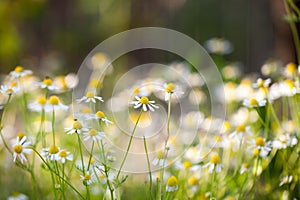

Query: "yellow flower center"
<box><xmin>96</xmin><ymin>111</ymin><xmax>105</xmax><ymax>118</ymax></box>
<box><xmin>243</xmin><ymin>163</ymin><xmax>250</xmax><ymax>169</ymax></box>
<box><xmin>255</xmin><ymin>137</ymin><xmax>265</xmax><ymax>147</ymax></box>
<box><xmin>139</xmin><ymin>96</ymin><xmax>149</xmax><ymax>104</ymax></box>
<box><xmin>249</xmin><ymin>98</ymin><xmax>259</xmax><ymax>106</ymax></box>
<box><xmin>216</xmin><ymin>135</ymin><xmax>222</xmax><ymax>143</ymax></box>
<box><xmin>253</xmin><ymin>148</ymin><xmax>260</xmax><ymax>156</ymax></box>
<box><xmin>37</xmin><ymin>97</ymin><xmax>47</xmax><ymax>105</ymax></box>
<box><xmin>89</xmin><ymin>79</ymin><xmax>102</xmax><ymax>89</ymax></box>
<box><xmin>14</xmin><ymin>144</ymin><xmax>23</xmax><ymax>154</ymax></box>
<box><xmin>183</xmin><ymin>161</ymin><xmax>192</xmax><ymax>169</ymax></box>
<box><xmin>188</xmin><ymin>176</ymin><xmax>198</xmax><ymax>186</ymax></box>
<box><xmin>6</xmin><ymin>88</ymin><xmax>13</xmax><ymax>94</ymax></box>
<box><xmin>257</xmin><ymin>79</ymin><xmax>264</xmax><ymax>88</ymax></box>
<box><xmin>133</xmin><ymin>87</ymin><xmax>140</xmax><ymax>94</ymax></box>
<box><xmin>165</xmin><ymin>83</ymin><xmax>175</xmax><ymax>93</ymax></box>
<box><xmin>236</xmin><ymin>125</ymin><xmax>245</xmax><ymax>133</ymax></box>
<box><xmin>167</xmin><ymin>176</ymin><xmax>178</xmax><ymax>186</ymax></box>
<box><xmin>73</xmin><ymin>121</ymin><xmax>82</xmax><ymax>129</ymax></box>
<box><xmin>14</xmin><ymin>66</ymin><xmax>23</xmax><ymax>73</ymax></box>
<box><xmin>89</xmin><ymin>129</ymin><xmax>98</xmax><ymax>136</ymax></box>
<box><xmin>43</xmin><ymin>77</ymin><xmax>53</xmax><ymax>86</ymax></box>
<box><xmin>223</xmin><ymin>121</ymin><xmax>231</xmax><ymax>132</ymax></box>
<box><xmin>49</xmin><ymin>145</ymin><xmax>59</xmax><ymax>154</ymax></box>
<box><xmin>59</xmin><ymin>150</ymin><xmax>67</xmax><ymax>158</ymax></box>
<box><xmin>81</xmin><ymin>107</ymin><xmax>91</xmax><ymax>114</ymax></box>
<box><xmin>84</xmin><ymin>174</ymin><xmax>91</xmax><ymax>180</ymax></box>
<box><xmin>17</xmin><ymin>132</ymin><xmax>25</xmax><ymax>140</ymax></box>
<box><xmin>210</xmin><ymin>154</ymin><xmax>221</xmax><ymax>164</ymax></box>
<box><xmin>285</xmin><ymin>79</ymin><xmax>295</xmax><ymax>89</ymax></box>
<box><xmin>49</xmin><ymin>96</ymin><xmax>59</xmax><ymax>105</ymax></box>
<box><xmin>286</xmin><ymin>62</ymin><xmax>296</xmax><ymax>74</ymax></box>
<box><xmin>85</xmin><ymin>91</ymin><xmax>95</xmax><ymax>98</ymax></box>
<box><xmin>156</xmin><ymin>150</ymin><xmax>165</xmax><ymax>159</ymax></box>
<box><xmin>10</xmin><ymin>81</ymin><xmax>18</xmax><ymax>87</ymax></box>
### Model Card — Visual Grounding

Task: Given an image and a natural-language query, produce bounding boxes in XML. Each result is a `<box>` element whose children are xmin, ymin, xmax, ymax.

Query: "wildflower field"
<box><xmin>1</xmin><ymin>1</ymin><xmax>300</xmax><ymax>200</ymax></box>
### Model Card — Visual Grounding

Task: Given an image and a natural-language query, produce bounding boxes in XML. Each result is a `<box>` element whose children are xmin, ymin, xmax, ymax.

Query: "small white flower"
<box><xmin>272</xmin><ymin>133</ymin><xmax>298</xmax><ymax>149</ymax></box>
<box><xmin>93</xmin><ymin>111</ymin><xmax>113</xmax><ymax>127</ymax></box>
<box><xmin>253</xmin><ymin>78</ymin><xmax>271</xmax><ymax>89</ymax></box>
<box><xmin>248</xmin><ymin>137</ymin><xmax>272</xmax><ymax>158</ymax></box>
<box><xmin>64</xmin><ymin>120</ymin><xmax>88</xmax><ymax>134</ymax></box>
<box><xmin>28</xmin><ymin>97</ymin><xmax>47</xmax><ymax>112</ymax></box>
<box><xmin>12</xmin><ymin>136</ymin><xmax>32</xmax><ymax>164</ymax></box>
<box><xmin>240</xmin><ymin>163</ymin><xmax>251</xmax><ymax>174</ymax></box>
<box><xmin>162</xmin><ymin>82</ymin><xmax>184</xmax><ymax>101</ymax></box>
<box><xmin>44</xmin><ymin>96</ymin><xmax>68</xmax><ymax>112</ymax></box>
<box><xmin>9</xmin><ymin>66</ymin><xmax>32</xmax><ymax>78</ymax></box>
<box><xmin>77</xmin><ymin>91</ymin><xmax>104</xmax><ymax>103</ymax></box>
<box><xmin>130</xmin><ymin>96</ymin><xmax>158</xmax><ymax>112</ymax></box>
<box><xmin>204</xmin><ymin>37</ymin><xmax>233</xmax><ymax>55</ymax></box>
<box><xmin>7</xmin><ymin>192</ymin><xmax>29</xmax><ymax>200</ymax></box>
<box><xmin>37</xmin><ymin>77</ymin><xmax>59</xmax><ymax>91</ymax></box>
<box><xmin>0</xmin><ymin>85</ymin><xmax>19</xmax><ymax>96</ymax></box>
<box><xmin>152</xmin><ymin>150</ymin><xmax>166</xmax><ymax>167</ymax></box>
<box><xmin>41</xmin><ymin>145</ymin><xmax>60</xmax><ymax>161</ymax></box>
<box><xmin>230</xmin><ymin>125</ymin><xmax>253</xmax><ymax>141</ymax></box>
<box><xmin>80</xmin><ymin>171</ymin><xmax>95</xmax><ymax>185</ymax></box>
<box><xmin>203</xmin><ymin>154</ymin><xmax>222</xmax><ymax>174</ymax></box>
<box><xmin>243</xmin><ymin>98</ymin><xmax>267</xmax><ymax>108</ymax></box>
<box><xmin>166</xmin><ymin>176</ymin><xmax>178</xmax><ymax>192</ymax></box>
<box><xmin>279</xmin><ymin>175</ymin><xmax>293</xmax><ymax>186</ymax></box>
<box><xmin>55</xmin><ymin>150</ymin><xmax>73</xmax><ymax>164</ymax></box>
<box><xmin>83</xmin><ymin>128</ymin><xmax>105</xmax><ymax>141</ymax></box>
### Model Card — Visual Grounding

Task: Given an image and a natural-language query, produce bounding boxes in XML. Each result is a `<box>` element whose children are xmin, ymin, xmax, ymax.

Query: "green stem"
<box><xmin>143</xmin><ymin>136</ymin><xmax>153</xmax><ymax>199</ymax></box>
<box><xmin>116</xmin><ymin>109</ymin><xmax>143</xmax><ymax>179</ymax></box>
<box><xmin>52</xmin><ymin>108</ymin><xmax>56</xmax><ymax>147</ymax></box>
<box><xmin>87</xmin><ymin>141</ymin><xmax>95</xmax><ymax>171</ymax></box>
<box><xmin>0</xmin><ymin>94</ymin><xmax>13</xmax><ymax>154</ymax></box>
<box><xmin>77</xmin><ymin>134</ymin><xmax>85</xmax><ymax>174</ymax></box>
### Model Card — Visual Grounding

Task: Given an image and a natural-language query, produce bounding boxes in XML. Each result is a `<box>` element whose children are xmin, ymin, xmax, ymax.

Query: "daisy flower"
<box><xmin>37</xmin><ymin>76</ymin><xmax>59</xmax><ymax>91</ymax></box>
<box><xmin>41</xmin><ymin>145</ymin><xmax>60</xmax><ymax>161</ymax></box>
<box><xmin>204</xmin><ymin>154</ymin><xmax>222</xmax><ymax>174</ymax></box>
<box><xmin>243</xmin><ymin>97</ymin><xmax>267</xmax><ymax>108</ymax></box>
<box><xmin>80</xmin><ymin>171</ymin><xmax>95</xmax><ymax>186</ymax></box>
<box><xmin>253</xmin><ymin>78</ymin><xmax>271</xmax><ymax>89</ymax></box>
<box><xmin>283</xmin><ymin>62</ymin><xmax>297</xmax><ymax>78</ymax></box>
<box><xmin>240</xmin><ymin>163</ymin><xmax>251</xmax><ymax>174</ymax></box>
<box><xmin>130</xmin><ymin>96</ymin><xmax>158</xmax><ymax>112</ymax></box>
<box><xmin>94</xmin><ymin>110</ymin><xmax>113</xmax><ymax>127</ymax></box>
<box><xmin>230</xmin><ymin>124</ymin><xmax>253</xmax><ymax>141</ymax></box>
<box><xmin>65</xmin><ymin>119</ymin><xmax>88</xmax><ymax>134</ymax></box>
<box><xmin>152</xmin><ymin>150</ymin><xmax>166</xmax><ymax>166</ymax></box>
<box><xmin>55</xmin><ymin>149</ymin><xmax>73</xmax><ymax>164</ymax></box>
<box><xmin>249</xmin><ymin>136</ymin><xmax>272</xmax><ymax>158</ymax></box>
<box><xmin>77</xmin><ymin>91</ymin><xmax>104</xmax><ymax>103</ymax></box>
<box><xmin>12</xmin><ymin>136</ymin><xmax>32</xmax><ymax>164</ymax></box>
<box><xmin>83</xmin><ymin>128</ymin><xmax>105</xmax><ymax>141</ymax></box>
<box><xmin>0</xmin><ymin>85</ymin><xmax>19</xmax><ymax>96</ymax></box>
<box><xmin>28</xmin><ymin>96</ymin><xmax>47</xmax><ymax>112</ymax></box>
<box><xmin>279</xmin><ymin>175</ymin><xmax>293</xmax><ymax>186</ymax></box>
<box><xmin>272</xmin><ymin>133</ymin><xmax>298</xmax><ymax>149</ymax></box>
<box><xmin>7</xmin><ymin>192</ymin><xmax>28</xmax><ymax>200</ymax></box>
<box><xmin>9</xmin><ymin>66</ymin><xmax>32</xmax><ymax>78</ymax></box>
<box><xmin>45</xmin><ymin>95</ymin><xmax>68</xmax><ymax>112</ymax></box>
<box><xmin>188</xmin><ymin>176</ymin><xmax>199</xmax><ymax>192</ymax></box>
<box><xmin>164</xmin><ymin>82</ymin><xmax>184</xmax><ymax>101</ymax></box>
<box><xmin>204</xmin><ymin>37</ymin><xmax>233</xmax><ymax>55</ymax></box>
<box><xmin>166</xmin><ymin>176</ymin><xmax>178</xmax><ymax>192</ymax></box>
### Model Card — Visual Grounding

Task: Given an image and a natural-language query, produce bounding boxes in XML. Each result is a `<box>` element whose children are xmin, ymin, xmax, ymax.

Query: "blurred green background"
<box><xmin>0</xmin><ymin>0</ymin><xmax>296</xmax><ymax>74</ymax></box>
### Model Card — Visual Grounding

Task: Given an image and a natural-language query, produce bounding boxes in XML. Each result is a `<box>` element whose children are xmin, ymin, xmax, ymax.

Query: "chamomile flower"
<box><xmin>41</xmin><ymin>145</ymin><xmax>60</xmax><ymax>161</ymax></box>
<box><xmin>240</xmin><ymin>163</ymin><xmax>251</xmax><ymax>174</ymax></box>
<box><xmin>283</xmin><ymin>62</ymin><xmax>297</xmax><ymax>78</ymax></box>
<box><xmin>28</xmin><ymin>97</ymin><xmax>47</xmax><ymax>112</ymax></box>
<box><xmin>152</xmin><ymin>150</ymin><xmax>166</xmax><ymax>166</ymax></box>
<box><xmin>130</xmin><ymin>96</ymin><xmax>158</xmax><ymax>112</ymax></box>
<box><xmin>83</xmin><ymin>128</ymin><xmax>105</xmax><ymax>141</ymax></box>
<box><xmin>9</xmin><ymin>66</ymin><xmax>32</xmax><ymax>78</ymax></box>
<box><xmin>243</xmin><ymin>97</ymin><xmax>267</xmax><ymax>108</ymax></box>
<box><xmin>7</xmin><ymin>192</ymin><xmax>28</xmax><ymax>200</ymax></box>
<box><xmin>253</xmin><ymin>78</ymin><xmax>271</xmax><ymax>89</ymax></box>
<box><xmin>0</xmin><ymin>85</ymin><xmax>19</xmax><ymax>96</ymax></box>
<box><xmin>64</xmin><ymin>119</ymin><xmax>88</xmax><ymax>134</ymax></box>
<box><xmin>37</xmin><ymin>76</ymin><xmax>59</xmax><ymax>91</ymax></box>
<box><xmin>12</xmin><ymin>136</ymin><xmax>32</xmax><ymax>164</ymax></box>
<box><xmin>94</xmin><ymin>111</ymin><xmax>113</xmax><ymax>127</ymax></box>
<box><xmin>204</xmin><ymin>154</ymin><xmax>222</xmax><ymax>173</ymax></box>
<box><xmin>249</xmin><ymin>136</ymin><xmax>272</xmax><ymax>158</ymax></box>
<box><xmin>272</xmin><ymin>133</ymin><xmax>298</xmax><ymax>149</ymax></box>
<box><xmin>45</xmin><ymin>95</ymin><xmax>68</xmax><ymax>112</ymax></box>
<box><xmin>188</xmin><ymin>176</ymin><xmax>199</xmax><ymax>192</ymax></box>
<box><xmin>80</xmin><ymin>171</ymin><xmax>95</xmax><ymax>186</ymax></box>
<box><xmin>163</xmin><ymin>82</ymin><xmax>184</xmax><ymax>101</ymax></box>
<box><xmin>55</xmin><ymin>149</ymin><xmax>73</xmax><ymax>164</ymax></box>
<box><xmin>204</xmin><ymin>37</ymin><xmax>233</xmax><ymax>55</ymax></box>
<box><xmin>77</xmin><ymin>91</ymin><xmax>104</xmax><ymax>103</ymax></box>
<box><xmin>230</xmin><ymin>124</ymin><xmax>253</xmax><ymax>141</ymax></box>
<box><xmin>279</xmin><ymin>175</ymin><xmax>293</xmax><ymax>186</ymax></box>
<box><xmin>166</xmin><ymin>176</ymin><xmax>178</xmax><ymax>192</ymax></box>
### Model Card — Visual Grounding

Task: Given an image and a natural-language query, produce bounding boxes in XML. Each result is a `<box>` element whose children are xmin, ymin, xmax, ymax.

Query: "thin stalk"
<box><xmin>0</xmin><ymin>94</ymin><xmax>13</xmax><ymax>154</ymax></box>
<box><xmin>87</xmin><ymin>141</ymin><xmax>95</xmax><ymax>171</ymax></box>
<box><xmin>116</xmin><ymin>109</ymin><xmax>143</xmax><ymax>179</ymax></box>
<box><xmin>143</xmin><ymin>136</ymin><xmax>153</xmax><ymax>199</ymax></box>
<box><xmin>52</xmin><ymin>108</ymin><xmax>56</xmax><ymax>147</ymax></box>
<box><xmin>77</xmin><ymin>134</ymin><xmax>85</xmax><ymax>174</ymax></box>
